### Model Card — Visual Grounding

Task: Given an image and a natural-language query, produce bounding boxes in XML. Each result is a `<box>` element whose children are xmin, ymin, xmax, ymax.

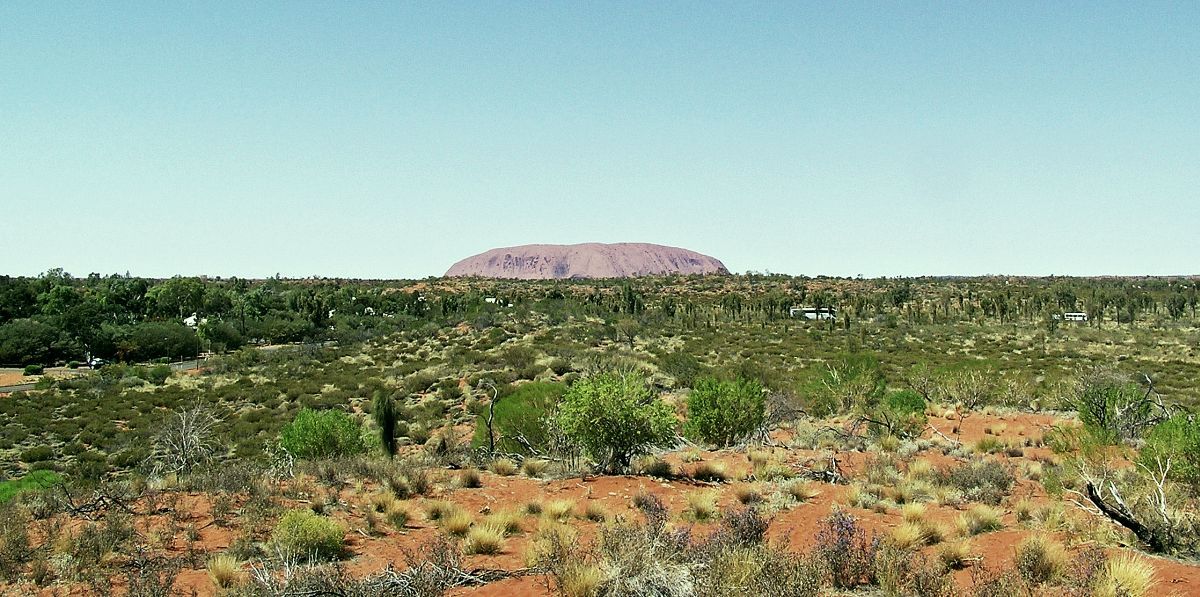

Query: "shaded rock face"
<box><xmin>445</xmin><ymin>243</ymin><xmax>729</xmax><ymax>279</ymax></box>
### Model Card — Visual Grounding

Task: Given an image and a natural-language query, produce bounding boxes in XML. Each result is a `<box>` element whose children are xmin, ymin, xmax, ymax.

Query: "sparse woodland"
<box><xmin>1</xmin><ymin>271</ymin><xmax>1200</xmax><ymax>595</ymax></box>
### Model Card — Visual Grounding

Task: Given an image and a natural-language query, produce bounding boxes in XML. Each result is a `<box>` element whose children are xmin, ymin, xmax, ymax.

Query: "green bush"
<box><xmin>1072</xmin><ymin>370</ymin><xmax>1155</xmax><ymax>444</ymax></box>
<box><xmin>279</xmin><ymin>409</ymin><xmax>365</xmax><ymax>459</ymax></box>
<box><xmin>271</xmin><ymin>509</ymin><xmax>345</xmax><ymax>560</ymax></box>
<box><xmin>807</xmin><ymin>354</ymin><xmax>886</xmax><ymax>416</ymax></box>
<box><xmin>471</xmin><ymin>382</ymin><xmax>565</xmax><ymax>455</ymax></box>
<box><xmin>146</xmin><ymin>364</ymin><xmax>172</xmax><ymax>385</ymax></box>
<box><xmin>659</xmin><ymin>351</ymin><xmax>704</xmax><ymax>388</ymax></box>
<box><xmin>19</xmin><ymin>446</ymin><xmax>53</xmax><ymax>463</ymax></box>
<box><xmin>1139</xmin><ymin>415</ymin><xmax>1200</xmax><ymax>486</ymax></box>
<box><xmin>557</xmin><ymin>371</ymin><xmax>676</xmax><ymax>473</ymax></box>
<box><xmin>684</xmin><ymin>377</ymin><xmax>765</xmax><ymax>446</ymax></box>
<box><xmin>22</xmin><ymin>364</ymin><xmax>43</xmax><ymax>376</ymax></box>
<box><xmin>864</xmin><ymin>390</ymin><xmax>928</xmax><ymax>438</ymax></box>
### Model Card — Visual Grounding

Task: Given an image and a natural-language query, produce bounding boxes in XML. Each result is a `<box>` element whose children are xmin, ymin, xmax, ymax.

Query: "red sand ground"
<box><xmin>14</xmin><ymin>411</ymin><xmax>1200</xmax><ymax>596</ymax></box>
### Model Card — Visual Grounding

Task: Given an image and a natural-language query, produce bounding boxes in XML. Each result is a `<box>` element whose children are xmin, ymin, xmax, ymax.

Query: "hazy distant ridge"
<box><xmin>444</xmin><ymin>242</ymin><xmax>729</xmax><ymax>279</ymax></box>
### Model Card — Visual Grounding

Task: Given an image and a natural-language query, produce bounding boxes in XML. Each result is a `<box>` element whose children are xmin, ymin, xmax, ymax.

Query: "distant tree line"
<box><xmin>2</xmin><ymin>269</ymin><xmax>1197</xmax><ymax>366</ymax></box>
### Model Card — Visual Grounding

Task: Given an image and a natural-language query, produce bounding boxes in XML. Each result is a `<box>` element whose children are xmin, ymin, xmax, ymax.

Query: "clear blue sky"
<box><xmin>2</xmin><ymin>2</ymin><xmax>1197</xmax><ymax>278</ymax></box>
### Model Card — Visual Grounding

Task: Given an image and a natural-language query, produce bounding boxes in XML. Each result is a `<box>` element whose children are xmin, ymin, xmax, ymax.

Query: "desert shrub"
<box><xmin>556</xmin><ymin>371</ymin><xmax>677</xmax><ymax>472</ymax></box>
<box><xmin>1071</xmin><ymin>369</ymin><xmax>1160</xmax><ymax>444</ymax></box>
<box><xmin>875</xmin><ymin>543</ymin><xmax>955</xmax><ymax>597</ymax></box>
<box><xmin>934</xmin><ymin>459</ymin><xmax>1014</xmax><ymax>505</ymax></box>
<box><xmin>470</xmin><ymin>381</ymin><xmax>565</xmax><ymax>455</ymax></box>
<box><xmin>970</xmin><ymin>564</ymin><xmax>1026</xmax><ymax>597</ymax></box>
<box><xmin>19</xmin><ymin>445</ymin><xmax>53</xmax><ymax>463</ymax></box>
<box><xmin>1063</xmin><ymin>544</ymin><xmax>1108</xmax><ymax>592</ymax></box>
<box><xmin>712</xmin><ymin>506</ymin><xmax>770</xmax><ymax>547</ymax></box>
<box><xmin>807</xmin><ymin>354</ymin><xmax>886</xmax><ymax>416</ymax></box>
<box><xmin>271</xmin><ymin>509</ymin><xmax>345</xmax><ymax>561</ymax></box>
<box><xmin>123</xmin><ymin>552</ymin><xmax>181</xmax><ymax>597</ymax></box>
<box><xmin>279</xmin><ymin>409</ymin><xmax>364</xmax><ymax>460</ymax></box>
<box><xmin>684</xmin><ymin>377</ymin><xmax>765</xmax><ymax>446</ymax></box>
<box><xmin>864</xmin><ymin>390</ymin><xmax>928</xmax><ymax>438</ymax></box>
<box><xmin>146</xmin><ymin>363</ymin><xmax>172</xmax><ymax>385</ymax></box>
<box><xmin>372</xmin><ymin>391</ymin><xmax>398</xmax><ymax>459</ymax></box>
<box><xmin>1139</xmin><ymin>414</ymin><xmax>1200</xmax><ymax>487</ymax></box>
<box><xmin>813</xmin><ymin>509</ymin><xmax>880</xmax><ymax>589</ymax></box>
<box><xmin>0</xmin><ymin>504</ymin><xmax>30</xmax><ymax>582</ymax></box>
<box><xmin>153</xmin><ymin>404</ymin><xmax>222</xmax><ymax>475</ymax></box>
<box><xmin>659</xmin><ymin>351</ymin><xmax>705</xmax><ymax>388</ymax></box>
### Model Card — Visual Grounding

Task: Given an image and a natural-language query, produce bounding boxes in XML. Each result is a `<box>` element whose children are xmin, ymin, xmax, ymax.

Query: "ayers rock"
<box><xmin>445</xmin><ymin>243</ymin><xmax>729</xmax><ymax>279</ymax></box>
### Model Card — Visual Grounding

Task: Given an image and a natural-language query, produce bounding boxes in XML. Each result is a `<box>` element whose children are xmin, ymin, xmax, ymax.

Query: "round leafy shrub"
<box><xmin>279</xmin><ymin>409</ymin><xmax>365</xmax><ymax>459</ymax></box>
<box><xmin>556</xmin><ymin>371</ymin><xmax>676</xmax><ymax>473</ymax></box>
<box><xmin>271</xmin><ymin>509</ymin><xmax>345</xmax><ymax>560</ymax></box>
<box><xmin>684</xmin><ymin>377</ymin><xmax>765</xmax><ymax>446</ymax></box>
<box><xmin>864</xmin><ymin>390</ymin><xmax>928</xmax><ymax>438</ymax></box>
<box><xmin>19</xmin><ymin>446</ymin><xmax>54</xmax><ymax>463</ymax></box>
<box><xmin>22</xmin><ymin>365</ymin><xmax>44</xmax><ymax>376</ymax></box>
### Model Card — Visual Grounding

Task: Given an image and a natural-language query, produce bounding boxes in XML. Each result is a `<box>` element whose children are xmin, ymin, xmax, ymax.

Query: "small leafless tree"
<box><xmin>153</xmin><ymin>403</ymin><xmax>222</xmax><ymax>476</ymax></box>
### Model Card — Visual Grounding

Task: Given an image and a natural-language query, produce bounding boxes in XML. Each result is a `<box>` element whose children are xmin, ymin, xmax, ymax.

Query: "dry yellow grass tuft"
<box><xmin>484</xmin><ymin>509</ymin><xmax>524</xmax><ymax>535</ymax></box>
<box><xmin>488</xmin><ymin>458</ymin><xmax>518</xmax><ymax>476</ymax></box>
<box><xmin>889</xmin><ymin>523</ymin><xmax>928</xmax><ymax>550</ymax></box>
<box><xmin>559</xmin><ymin>563</ymin><xmax>604</xmax><ymax>597</ymax></box>
<box><xmin>463</xmin><ymin>523</ymin><xmax>507</xmax><ymax>555</ymax></box>
<box><xmin>691</xmin><ymin>460</ymin><xmax>729</xmax><ymax>482</ymax></box>
<box><xmin>544</xmin><ymin>499</ymin><xmax>576</xmax><ymax>521</ymax></box>
<box><xmin>733</xmin><ymin>484</ymin><xmax>764</xmax><ymax>505</ymax></box>
<box><xmin>385</xmin><ymin>501</ymin><xmax>412</xmax><ymax>529</ymax></box>
<box><xmin>957</xmin><ymin>505</ymin><xmax>1004</xmax><ymax>536</ymax></box>
<box><xmin>685</xmin><ymin>490</ymin><xmax>720</xmax><ymax>521</ymax></box>
<box><xmin>369</xmin><ymin>492</ymin><xmax>398</xmax><ymax>513</ymax></box>
<box><xmin>442</xmin><ymin>509</ymin><xmax>474</xmax><ymax>536</ymax></box>
<box><xmin>1014</xmin><ymin>534</ymin><xmax>1067</xmax><ymax>585</ymax></box>
<box><xmin>425</xmin><ymin>500</ymin><xmax>457</xmax><ymax>521</ymax></box>
<box><xmin>783</xmin><ymin>479</ymin><xmax>820</xmax><ymax>502</ymax></box>
<box><xmin>207</xmin><ymin>553</ymin><xmax>247</xmax><ymax>589</ymax></box>
<box><xmin>583</xmin><ymin>501</ymin><xmax>609</xmax><ymax>522</ymax></box>
<box><xmin>522</xmin><ymin>458</ymin><xmax>551</xmax><ymax>478</ymax></box>
<box><xmin>901</xmin><ymin>502</ymin><xmax>926</xmax><ymax>524</ymax></box>
<box><xmin>1096</xmin><ymin>554</ymin><xmax>1155</xmax><ymax>597</ymax></box>
<box><xmin>936</xmin><ymin>540</ymin><xmax>973</xmax><ymax>569</ymax></box>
